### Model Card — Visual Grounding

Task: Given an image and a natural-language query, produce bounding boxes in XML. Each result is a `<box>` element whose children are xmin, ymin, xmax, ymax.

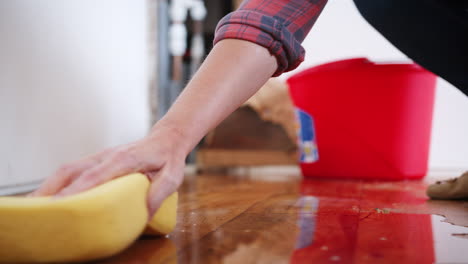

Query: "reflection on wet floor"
<box><xmin>98</xmin><ymin>173</ymin><xmax>468</xmax><ymax>264</ymax></box>
<box><xmin>432</xmin><ymin>215</ymin><xmax>468</xmax><ymax>263</ymax></box>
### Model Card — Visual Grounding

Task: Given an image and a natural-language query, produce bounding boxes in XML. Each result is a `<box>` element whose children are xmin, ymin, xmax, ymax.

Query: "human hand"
<box><xmin>30</xmin><ymin>38</ymin><xmax>278</xmax><ymax>220</ymax></box>
<box><xmin>30</xmin><ymin>124</ymin><xmax>187</xmax><ymax>218</ymax></box>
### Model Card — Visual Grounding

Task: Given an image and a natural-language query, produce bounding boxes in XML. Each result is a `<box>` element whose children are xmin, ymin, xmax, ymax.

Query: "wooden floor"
<box><xmin>96</xmin><ymin>172</ymin><xmax>468</xmax><ymax>264</ymax></box>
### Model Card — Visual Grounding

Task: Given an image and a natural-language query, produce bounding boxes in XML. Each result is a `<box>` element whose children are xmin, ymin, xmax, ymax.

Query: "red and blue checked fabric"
<box><xmin>214</xmin><ymin>0</ymin><xmax>328</xmax><ymax>76</ymax></box>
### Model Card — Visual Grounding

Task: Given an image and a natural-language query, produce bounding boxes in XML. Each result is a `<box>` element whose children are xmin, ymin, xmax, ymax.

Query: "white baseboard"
<box><xmin>0</xmin><ymin>180</ymin><xmax>42</xmax><ymax>196</ymax></box>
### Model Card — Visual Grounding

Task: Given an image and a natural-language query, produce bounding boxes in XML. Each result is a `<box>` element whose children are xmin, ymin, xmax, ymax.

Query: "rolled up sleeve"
<box><xmin>214</xmin><ymin>0</ymin><xmax>328</xmax><ymax>76</ymax></box>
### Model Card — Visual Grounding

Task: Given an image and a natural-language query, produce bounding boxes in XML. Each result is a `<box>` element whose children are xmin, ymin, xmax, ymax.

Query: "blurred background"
<box><xmin>1</xmin><ymin>0</ymin><xmax>467</xmax><ymax>192</ymax></box>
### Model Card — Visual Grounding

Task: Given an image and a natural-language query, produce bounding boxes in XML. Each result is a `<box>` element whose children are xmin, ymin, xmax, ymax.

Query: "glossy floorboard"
<box><xmin>97</xmin><ymin>173</ymin><xmax>468</xmax><ymax>264</ymax></box>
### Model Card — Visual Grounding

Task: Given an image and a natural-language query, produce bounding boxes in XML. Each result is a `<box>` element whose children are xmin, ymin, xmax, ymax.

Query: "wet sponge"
<box><xmin>0</xmin><ymin>173</ymin><xmax>177</xmax><ymax>263</ymax></box>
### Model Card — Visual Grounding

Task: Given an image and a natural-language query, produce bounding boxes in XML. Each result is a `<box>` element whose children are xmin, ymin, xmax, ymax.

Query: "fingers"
<box><xmin>55</xmin><ymin>152</ymin><xmax>138</xmax><ymax>197</ymax></box>
<box><xmin>29</xmin><ymin>157</ymin><xmax>101</xmax><ymax>197</ymax></box>
<box><xmin>28</xmin><ymin>165</ymin><xmax>76</xmax><ymax>197</ymax></box>
<box><xmin>30</xmin><ymin>135</ymin><xmax>185</xmax><ymax>220</ymax></box>
<box><xmin>147</xmin><ymin>161</ymin><xmax>184</xmax><ymax>220</ymax></box>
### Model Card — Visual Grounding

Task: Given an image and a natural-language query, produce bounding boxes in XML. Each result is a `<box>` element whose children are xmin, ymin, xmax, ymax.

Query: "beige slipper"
<box><xmin>427</xmin><ymin>171</ymin><xmax>468</xmax><ymax>200</ymax></box>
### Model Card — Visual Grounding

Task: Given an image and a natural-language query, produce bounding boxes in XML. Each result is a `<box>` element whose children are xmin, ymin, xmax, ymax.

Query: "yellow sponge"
<box><xmin>0</xmin><ymin>173</ymin><xmax>178</xmax><ymax>263</ymax></box>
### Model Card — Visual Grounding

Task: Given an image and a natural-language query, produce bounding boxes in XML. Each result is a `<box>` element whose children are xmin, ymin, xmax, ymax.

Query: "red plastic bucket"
<box><xmin>287</xmin><ymin>58</ymin><xmax>436</xmax><ymax>180</ymax></box>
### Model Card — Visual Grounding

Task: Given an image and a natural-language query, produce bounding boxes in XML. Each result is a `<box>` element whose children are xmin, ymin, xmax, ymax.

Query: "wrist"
<box><xmin>149</xmin><ymin>119</ymin><xmax>192</xmax><ymax>157</ymax></box>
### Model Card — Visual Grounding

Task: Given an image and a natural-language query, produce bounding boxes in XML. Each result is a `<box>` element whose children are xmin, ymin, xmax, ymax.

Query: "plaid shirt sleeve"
<box><xmin>214</xmin><ymin>0</ymin><xmax>328</xmax><ymax>76</ymax></box>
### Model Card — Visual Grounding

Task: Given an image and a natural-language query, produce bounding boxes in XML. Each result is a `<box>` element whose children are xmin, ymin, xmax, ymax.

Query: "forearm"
<box><xmin>152</xmin><ymin>39</ymin><xmax>277</xmax><ymax>155</ymax></box>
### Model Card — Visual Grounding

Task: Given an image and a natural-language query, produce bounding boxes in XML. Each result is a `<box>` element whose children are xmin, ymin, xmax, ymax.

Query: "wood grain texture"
<box><xmin>97</xmin><ymin>173</ymin><xmax>468</xmax><ymax>264</ymax></box>
<box><xmin>203</xmin><ymin>107</ymin><xmax>296</xmax><ymax>151</ymax></box>
<box><xmin>197</xmin><ymin>106</ymin><xmax>297</xmax><ymax>169</ymax></box>
<box><xmin>197</xmin><ymin>149</ymin><xmax>297</xmax><ymax>168</ymax></box>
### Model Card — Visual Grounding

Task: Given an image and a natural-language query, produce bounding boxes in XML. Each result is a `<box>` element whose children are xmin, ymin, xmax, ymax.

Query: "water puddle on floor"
<box><xmin>97</xmin><ymin>175</ymin><xmax>468</xmax><ymax>264</ymax></box>
<box><xmin>291</xmin><ymin>195</ymin><xmax>468</xmax><ymax>264</ymax></box>
<box><xmin>432</xmin><ymin>215</ymin><xmax>468</xmax><ymax>263</ymax></box>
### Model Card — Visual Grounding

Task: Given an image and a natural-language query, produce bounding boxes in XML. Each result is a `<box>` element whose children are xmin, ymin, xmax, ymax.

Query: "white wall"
<box><xmin>282</xmin><ymin>0</ymin><xmax>468</xmax><ymax>170</ymax></box>
<box><xmin>0</xmin><ymin>0</ymin><xmax>150</xmax><ymax>187</ymax></box>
